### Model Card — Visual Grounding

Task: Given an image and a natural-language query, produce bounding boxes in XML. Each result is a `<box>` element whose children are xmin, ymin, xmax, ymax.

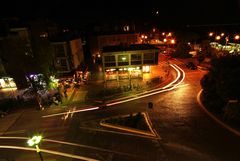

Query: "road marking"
<box><xmin>197</xmin><ymin>89</ymin><xmax>240</xmax><ymax>137</ymax></box>
<box><xmin>0</xmin><ymin>145</ymin><xmax>99</xmax><ymax>161</ymax></box>
<box><xmin>79</xmin><ymin>126</ymin><xmax>158</xmax><ymax>140</ymax></box>
<box><xmin>42</xmin><ymin>106</ymin><xmax>99</xmax><ymax>118</ymax></box>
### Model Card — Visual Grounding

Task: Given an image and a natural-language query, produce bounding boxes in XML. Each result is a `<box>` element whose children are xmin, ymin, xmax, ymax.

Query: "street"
<box><xmin>0</xmin><ymin>62</ymin><xmax>240</xmax><ymax>161</ymax></box>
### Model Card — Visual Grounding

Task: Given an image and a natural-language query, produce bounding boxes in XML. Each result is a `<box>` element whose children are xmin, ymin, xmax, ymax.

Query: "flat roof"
<box><xmin>102</xmin><ymin>44</ymin><xmax>159</xmax><ymax>53</ymax></box>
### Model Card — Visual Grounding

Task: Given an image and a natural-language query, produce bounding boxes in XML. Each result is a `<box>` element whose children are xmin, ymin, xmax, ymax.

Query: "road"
<box><xmin>1</xmin><ymin>63</ymin><xmax>240</xmax><ymax>161</ymax></box>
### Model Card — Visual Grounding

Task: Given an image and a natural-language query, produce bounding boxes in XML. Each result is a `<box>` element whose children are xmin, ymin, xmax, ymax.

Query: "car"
<box><xmin>185</xmin><ymin>62</ymin><xmax>197</xmax><ymax>70</ymax></box>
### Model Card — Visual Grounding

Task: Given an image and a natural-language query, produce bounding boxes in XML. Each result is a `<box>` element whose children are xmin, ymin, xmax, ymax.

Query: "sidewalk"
<box><xmin>0</xmin><ymin>111</ymin><xmax>23</xmax><ymax>135</ymax></box>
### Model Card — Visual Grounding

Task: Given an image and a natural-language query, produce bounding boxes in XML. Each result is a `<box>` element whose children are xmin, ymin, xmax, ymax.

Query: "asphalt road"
<box><xmin>146</xmin><ymin>68</ymin><xmax>240</xmax><ymax>161</ymax></box>
<box><xmin>1</xmin><ymin>63</ymin><xmax>240</xmax><ymax>161</ymax></box>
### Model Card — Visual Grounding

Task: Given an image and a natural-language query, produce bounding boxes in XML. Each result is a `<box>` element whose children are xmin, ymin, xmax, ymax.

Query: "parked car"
<box><xmin>185</xmin><ymin>62</ymin><xmax>197</xmax><ymax>70</ymax></box>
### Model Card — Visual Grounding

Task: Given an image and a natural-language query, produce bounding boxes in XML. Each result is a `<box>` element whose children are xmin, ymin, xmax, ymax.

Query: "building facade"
<box><xmin>102</xmin><ymin>44</ymin><xmax>159</xmax><ymax>81</ymax></box>
<box><xmin>51</xmin><ymin>38</ymin><xmax>84</xmax><ymax>74</ymax></box>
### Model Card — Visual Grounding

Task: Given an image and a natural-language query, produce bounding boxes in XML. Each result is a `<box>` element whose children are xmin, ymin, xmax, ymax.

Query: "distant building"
<box><xmin>51</xmin><ymin>38</ymin><xmax>84</xmax><ymax>74</ymax></box>
<box><xmin>87</xmin><ymin>21</ymin><xmax>141</xmax><ymax>62</ymax></box>
<box><xmin>90</xmin><ymin>33</ymin><xmax>141</xmax><ymax>61</ymax></box>
<box><xmin>102</xmin><ymin>44</ymin><xmax>159</xmax><ymax>81</ymax></box>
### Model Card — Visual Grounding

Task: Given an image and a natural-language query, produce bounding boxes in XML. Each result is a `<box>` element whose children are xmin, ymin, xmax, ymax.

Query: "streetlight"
<box><xmin>216</xmin><ymin>35</ymin><xmax>221</xmax><ymax>40</ymax></box>
<box><xmin>209</xmin><ymin>32</ymin><xmax>214</xmax><ymax>37</ymax></box>
<box><xmin>235</xmin><ymin>35</ymin><xmax>240</xmax><ymax>40</ymax></box>
<box><xmin>27</xmin><ymin>135</ymin><xmax>44</xmax><ymax>161</ymax></box>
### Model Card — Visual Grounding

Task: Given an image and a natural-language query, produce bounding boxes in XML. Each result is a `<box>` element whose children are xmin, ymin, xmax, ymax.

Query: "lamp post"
<box><xmin>27</xmin><ymin>135</ymin><xmax>44</xmax><ymax>161</ymax></box>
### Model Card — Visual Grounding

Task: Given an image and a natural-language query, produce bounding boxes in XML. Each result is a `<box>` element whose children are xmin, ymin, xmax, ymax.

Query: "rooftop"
<box><xmin>102</xmin><ymin>44</ymin><xmax>159</xmax><ymax>53</ymax></box>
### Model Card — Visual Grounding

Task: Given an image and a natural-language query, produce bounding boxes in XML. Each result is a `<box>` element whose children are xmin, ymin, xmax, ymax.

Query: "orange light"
<box><xmin>171</xmin><ymin>39</ymin><xmax>175</xmax><ymax>44</ymax></box>
<box><xmin>221</xmin><ymin>33</ymin><xmax>225</xmax><ymax>36</ymax></box>
<box><xmin>162</xmin><ymin>32</ymin><xmax>165</xmax><ymax>36</ymax></box>
<box><xmin>235</xmin><ymin>35</ymin><xmax>240</xmax><ymax>40</ymax></box>
<box><xmin>144</xmin><ymin>35</ymin><xmax>148</xmax><ymax>39</ymax></box>
<box><xmin>216</xmin><ymin>36</ymin><xmax>221</xmax><ymax>40</ymax></box>
<box><xmin>163</xmin><ymin>38</ymin><xmax>167</xmax><ymax>42</ymax></box>
<box><xmin>141</xmin><ymin>35</ymin><xmax>145</xmax><ymax>38</ymax></box>
<box><xmin>209</xmin><ymin>32</ymin><xmax>214</xmax><ymax>36</ymax></box>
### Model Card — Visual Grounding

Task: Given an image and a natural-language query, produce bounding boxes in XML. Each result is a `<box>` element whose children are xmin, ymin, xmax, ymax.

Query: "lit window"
<box><xmin>123</xmin><ymin>25</ymin><xmax>130</xmax><ymax>31</ymax></box>
<box><xmin>40</xmin><ymin>32</ymin><xmax>48</xmax><ymax>38</ymax></box>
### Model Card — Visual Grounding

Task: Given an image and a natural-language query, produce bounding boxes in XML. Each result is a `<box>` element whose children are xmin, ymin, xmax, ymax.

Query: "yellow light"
<box><xmin>221</xmin><ymin>33</ymin><xmax>225</xmax><ymax>36</ymax></box>
<box><xmin>141</xmin><ymin>35</ymin><xmax>144</xmax><ymax>38</ymax></box>
<box><xmin>144</xmin><ymin>35</ymin><xmax>148</xmax><ymax>39</ymax></box>
<box><xmin>122</xmin><ymin>57</ymin><xmax>126</xmax><ymax>61</ymax></box>
<box><xmin>163</xmin><ymin>38</ymin><xmax>167</xmax><ymax>42</ymax></box>
<box><xmin>171</xmin><ymin>39</ymin><xmax>175</xmax><ymax>44</ymax></box>
<box><xmin>216</xmin><ymin>36</ymin><xmax>221</xmax><ymax>40</ymax></box>
<box><xmin>168</xmin><ymin>32</ymin><xmax>172</xmax><ymax>36</ymax></box>
<box><xmin>235</xmin><ymin>35</ymin><xmax>240</xmax><ymax>40</ymax></box>
<box><xmin>142</xmin><ymin>66</ymin><xmax>150</xmax><ymax>72</ymax></box>
<box><xmin>27</xmin><ymin>135</ymin><xmax>42</xmax><ymax>146</ymax></box>
<box><xmin>209</xmin><ymin>32</ymin><xmax>214</xmax><ymax>36</ymax></box>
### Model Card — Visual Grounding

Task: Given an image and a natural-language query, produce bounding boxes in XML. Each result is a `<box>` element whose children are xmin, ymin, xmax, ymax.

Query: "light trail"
<box><xmin>0</xmin><ymin>136</ymin><xmax>140</xmax><ymax>159</ymax></box>
<box><xmin>0</xmin><ymin>145</ymin><xmax>99</xmax><ymax>161</ymax></box>
<box><xmin>106</xmin><ymin>64</ymin><xmax>185</xmax><ymax>106</ymax></box>
<box><xmin>42</xmin><ymin>106</ymin><xmax>99</xmax><ymax>118</ymax></box>
<box><xmin>42</xmin><ymin>64</ymin><xmax>185</xmax><ymax>117</ymax></box>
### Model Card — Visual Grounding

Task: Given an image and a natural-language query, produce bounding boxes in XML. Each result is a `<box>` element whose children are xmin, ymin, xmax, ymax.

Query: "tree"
<box><xmin>172</xmin><ymin>42</ymin><xmax>192</xmax><ymax>58</ymax></box>
<box><xmin>201</xmin><ymin>55</ymin><xmax>240</xmax><ymax>107</ymax></box>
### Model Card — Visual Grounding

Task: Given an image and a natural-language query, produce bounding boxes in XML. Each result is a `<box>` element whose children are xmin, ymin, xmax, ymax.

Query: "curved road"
<box><xmin>1</xmin><ymin>63</ymin><xmax>240</xmax><ymax>161</ymax></box>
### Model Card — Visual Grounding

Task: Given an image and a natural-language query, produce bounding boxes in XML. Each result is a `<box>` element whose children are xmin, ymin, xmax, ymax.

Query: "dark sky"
<box><xmin>1</xmin><ymin>0</ymin><xmax>240</xmax><ymax>25</ymax></box>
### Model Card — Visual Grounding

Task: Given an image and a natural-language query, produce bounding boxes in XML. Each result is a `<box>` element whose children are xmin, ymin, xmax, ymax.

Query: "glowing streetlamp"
<box><xmin>163</xmin><ymin>38</ymin><xmax>167</xmax><ymax>43</ymax></box>
<box><xmin>221</xmin><ymin>33</ymin><xmax>225</xmax><ymax>37</ymax></box>
<box><xmin>171</xmin><ymin>39</ymin><xmax>175</xmax><ymax>44</ymax></box>
<box><xmin>27</xmin><ymin>135</ymin><xmax>44</xmax><ymax>161</ymax></box>
<box><xmin>215</xmin><ymin>35</ymin><xmax>221</xmax><ymax>40</ymax></box>
<box><xmin>235</xmin><ymin>35</ymin><xmax>240</xmax><ymax>40</ymax></box>
<box><xmin>209</xmin><ymin>32</ymin><xmax>214</xmax><ymax>36</ymax></box>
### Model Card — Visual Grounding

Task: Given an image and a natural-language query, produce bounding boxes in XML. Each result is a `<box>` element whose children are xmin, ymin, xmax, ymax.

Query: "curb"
<box><xmin>100</xmin><ymin>112</ymin><xmax>157</xmax><ymax>137</ymax></box>
<box><xmin>197</xmin><ymin>89</ymin><xmax>240</xmax><ymax>137</ymax></box>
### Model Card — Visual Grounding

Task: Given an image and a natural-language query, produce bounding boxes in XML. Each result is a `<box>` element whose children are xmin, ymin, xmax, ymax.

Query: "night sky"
<box><xmin>1</xmin><ymin>0</ymin><xmax>240</xmax><ymax>26</ymax></box>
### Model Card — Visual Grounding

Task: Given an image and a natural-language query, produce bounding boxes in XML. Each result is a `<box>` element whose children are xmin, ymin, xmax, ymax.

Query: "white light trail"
<box><xmin>42</xmin><ymin>106</ymin><xmax>99</xmax><ymax>118</ymax></box>
<box><xmin>106</xmin><ymin>64</ymin><xmax>185</xmax><ymax>107</ymax></box>
<box><xmin>0</xmin><ymin>145</ymin><xmax>99</xmax><ymax>161</ymax></box>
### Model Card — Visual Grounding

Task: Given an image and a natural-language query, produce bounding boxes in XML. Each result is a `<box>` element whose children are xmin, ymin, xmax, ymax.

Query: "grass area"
<box><xmin>102</xmin><ymin>112</ymin><xmax>150</xmax><ymax>131</ymax></box>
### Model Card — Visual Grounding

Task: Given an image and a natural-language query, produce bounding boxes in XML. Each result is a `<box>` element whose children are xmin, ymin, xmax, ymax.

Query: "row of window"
<box><xmin>104</xmin><ymin>53</ymin><xmax>156</xmax><ymax>67</ymax></box>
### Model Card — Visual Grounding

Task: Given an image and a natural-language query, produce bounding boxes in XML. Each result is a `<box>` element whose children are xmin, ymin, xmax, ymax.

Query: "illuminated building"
<box><xmin>102</xmin><ymin>44</ymin><xmax>159</xmax><ymax>81</ymax></box>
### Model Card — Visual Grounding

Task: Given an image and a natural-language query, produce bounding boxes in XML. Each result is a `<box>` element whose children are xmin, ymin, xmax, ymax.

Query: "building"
<box><xmin>90</xmin><ymin>33</ymin><xmax>141</xmax><ymax>61</ymax></box>
<box><xmin>51</xmin><ymin>38</ymin><xmax>84</xmax><ymax>74</ymax></box>
<box><xmin>102</xmin><ymin>44</ymin><xmax>159</xmax><ymax>81</ymax></box>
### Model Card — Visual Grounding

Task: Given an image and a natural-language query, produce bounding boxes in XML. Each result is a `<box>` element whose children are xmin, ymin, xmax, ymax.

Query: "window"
<box><xmin>118</xmin><ymin>55</ymin><xmax>129</xmax><ymax>66</ymax></box>
<box><xmin>104</xmin><ymin>56</ymin><xmax>115</xmax><ymax>62</ymax></box>
<box><xmin>60</xmin><ymin>59</ymin><xmax>67</xmax><ymax>66</ymax></box>
<box><xmin>131</xmin><ymin>54</ymin><xmax>142</xmax><ymax>65</ymax></box>
<box><xmin>143</xmin><ymin>53</ymin><xmax>155</xmax><ymax>64</ymax></box>
<box><xmin>104</xmin><ymin>56</ymin><xmax>116</xmax><ymax>67</ymax></box>
<box><xmin>55</xmin><ymin>45</ymin><xmax>65</xmax><ymax>57</ymax></box>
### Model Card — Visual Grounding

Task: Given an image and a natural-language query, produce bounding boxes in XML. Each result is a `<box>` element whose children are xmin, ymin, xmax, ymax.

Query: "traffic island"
<box><xmin>100</xmin><ymin>112</ymin><xmax>157</xmax><ymax>137</ymax></box>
